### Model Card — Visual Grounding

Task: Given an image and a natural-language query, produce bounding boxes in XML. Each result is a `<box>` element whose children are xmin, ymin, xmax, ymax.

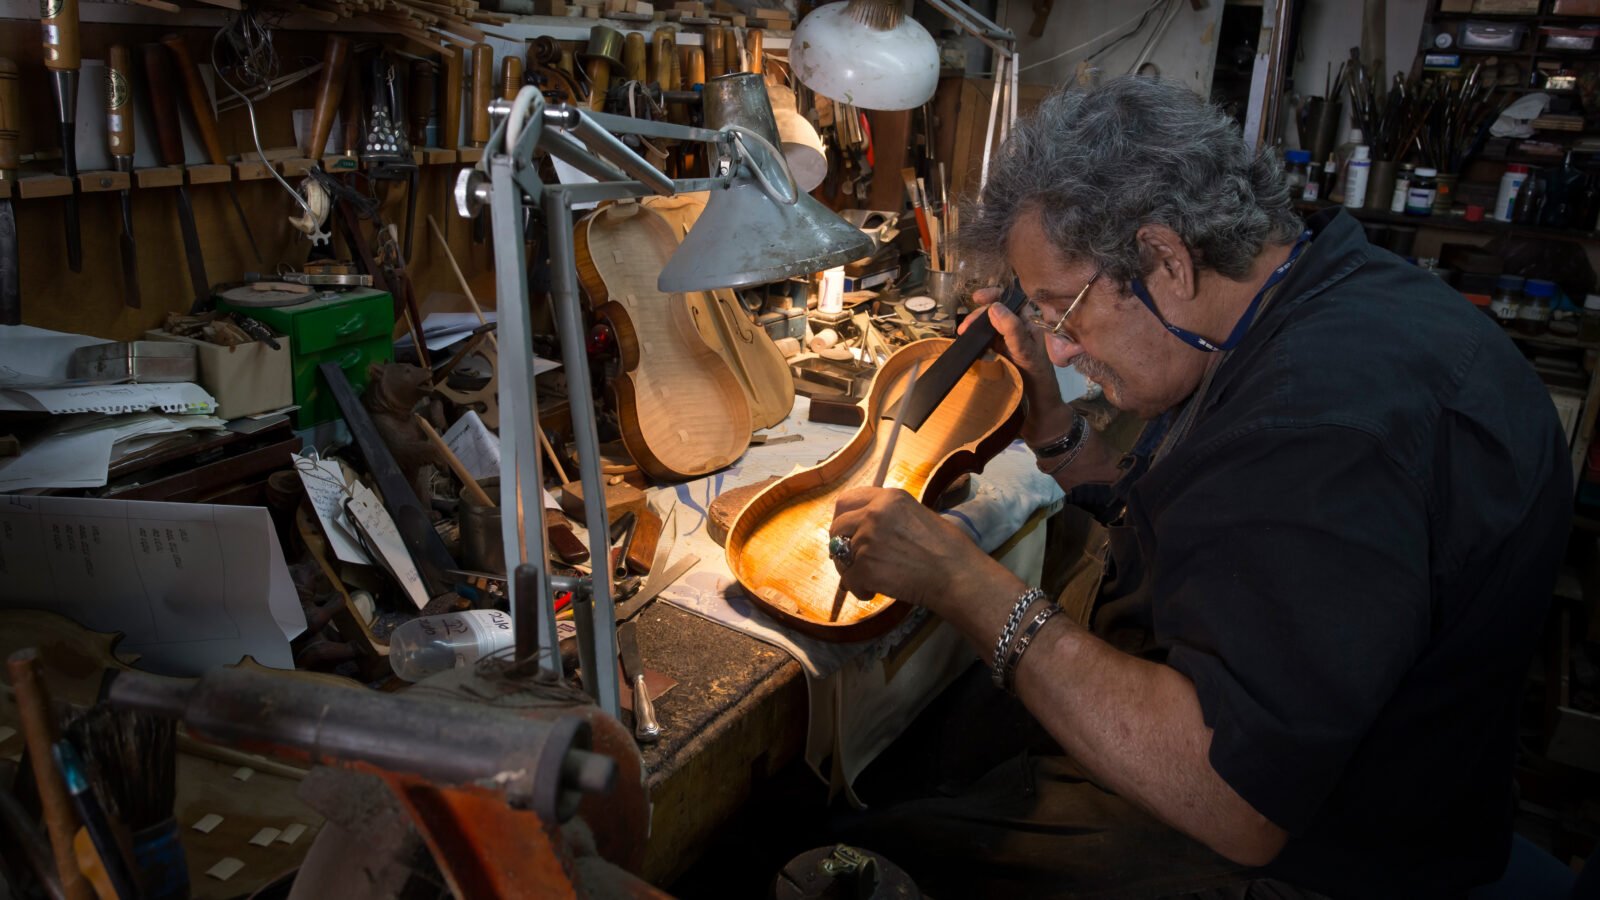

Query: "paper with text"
<box><xmin>0</xmin><ymin>496</ymin><xmax>305</xmax><ymax>674</ymax></box>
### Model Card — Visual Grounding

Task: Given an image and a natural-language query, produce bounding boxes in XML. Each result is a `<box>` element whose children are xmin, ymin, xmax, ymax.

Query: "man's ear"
<box><xmin>1135</xmin><ymin>224</ymin><xmax>1195</xmax><ymax>302</ymax></box>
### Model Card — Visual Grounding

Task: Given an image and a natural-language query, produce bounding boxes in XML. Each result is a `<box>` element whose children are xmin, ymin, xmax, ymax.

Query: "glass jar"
<box><xmin>1490</xmin><ymin>275</ymin><xmax>1524</xmax><ymax>328</ymax></box>
<box><xmin>1582</xmin><ymin>294</ymin><xmax>1600</xmax><ymax>343</ymax></box>
<box><xmin>1406</xmin><ymin>167</ymin><xmax>1438</xmax><ymax>216</ymax></box>
<box><xmin>1518</xmin><ymin>279</ymin><xmax>1557</xmax><ymax>335</ymax></box>
<box><xmin>1285</xmin><ymin>149</ymin><xmax>1312</xmax><ymax>200</ymax></box>
<box><xmin>1390</xmin><ymin>163</ymin><xmax>1415</xmax><ymax>214</ymax></box>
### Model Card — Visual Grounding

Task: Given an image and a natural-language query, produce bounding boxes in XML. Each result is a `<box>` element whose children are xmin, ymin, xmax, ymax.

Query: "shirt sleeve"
<box><xmin>1144</xmin><ymin>423</ymin><xmax>1431</xmax><ymax>835</ymax></box>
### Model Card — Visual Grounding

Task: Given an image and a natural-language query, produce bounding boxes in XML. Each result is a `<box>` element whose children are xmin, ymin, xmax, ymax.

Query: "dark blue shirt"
<box><xmin>1083</xmin><ymin>208</ymin><xmax>1572</xmax><ymax>897</ymax></box>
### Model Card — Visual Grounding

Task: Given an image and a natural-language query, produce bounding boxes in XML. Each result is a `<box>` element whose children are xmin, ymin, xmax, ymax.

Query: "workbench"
<box><xmin>621</xmin><ymin>397</ymin><xmax>1062</xmax><ymax>884</ymax></box>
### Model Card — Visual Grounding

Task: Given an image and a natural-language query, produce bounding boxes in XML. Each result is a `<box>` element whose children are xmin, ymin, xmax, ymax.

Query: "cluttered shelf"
<box><xmin>1295</xmin><ymin>199</ymin><xmax>1600</xmax><ymax>241</ymax></box>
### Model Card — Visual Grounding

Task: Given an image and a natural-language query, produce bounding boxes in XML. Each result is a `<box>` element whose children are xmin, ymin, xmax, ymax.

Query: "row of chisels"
<box><xmin>3</xmin><ymin>23</ymin><xmax>280</xmax><ymax>324</ymax></box>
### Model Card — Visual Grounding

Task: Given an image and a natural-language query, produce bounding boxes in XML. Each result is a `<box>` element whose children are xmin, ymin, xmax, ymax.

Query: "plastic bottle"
<box><xmin>1390</xmin><ymin>163</ymin><xmax>1415</xmax><ymax>213</ymax></box>
<box><xmin>1518</xmin><ymin>279</ymin><xmax>1557</xmax><ymax>336</ymax></box>
<box><xmin>1513</xmin><ymin>170</ymin><xmax>1544</xmax><ymax>225</ymax></box>
<box><xmin>1328</xmin><ymin>128</ymin><xmax>1365</xmax><ymax>205</ymax></box>
<box><xmin>389</xmin><ymin>609</ymin><xmax>516</xmax><ymax>682</ymax></box>
<box><xmin>1490</xmin><ymin>275</ymin><xmax>1524</xmax><ymax>328</ymax></box>
<box><xmin>1318</xmin><ymin>157</ymin><xmax>1338</xmax><ymax>202</ymax></box>
<box><xmin>1406</xmin><ymin>168</ymin><xmax>1439</xmax><ymax>216</ymax></box>
<box><xmin>1285</xmin><ymin>149</ymin><xmax>1312</xmax><ymax>199</ymax></box>
<box><xmin>1494</xmin><ymin>164</ymin><xmax>1530</xmax><ymax>222</ymax></box>
<box><xmin>1343</xmin><ymin>146</ymin><xmax>1372</xmax><ymax>209</ymax></box>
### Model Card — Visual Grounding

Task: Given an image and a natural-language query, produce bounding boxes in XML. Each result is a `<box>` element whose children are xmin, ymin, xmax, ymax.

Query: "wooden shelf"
<box><xmin>1296</xmin><ymin>200</ymin><xmax>1600</xmax><ymax>242</ymax></box>
<box><xmin>9</xmin><ymin>156</ymin><xmax>468</xmax><ymax>198</ymax></box>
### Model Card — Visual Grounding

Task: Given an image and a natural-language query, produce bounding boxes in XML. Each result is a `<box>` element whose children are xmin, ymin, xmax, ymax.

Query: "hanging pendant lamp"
<box><xmin>788</xmin><ymin>0</ymin><xmax>940</xmax><ymax>111</ymax></box>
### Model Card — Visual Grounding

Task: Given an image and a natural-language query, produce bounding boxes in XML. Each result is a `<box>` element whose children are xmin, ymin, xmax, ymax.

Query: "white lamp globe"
<box><xmin>789</xmin><ymin>0</ymin><xmax>940</xmax><ymax>111</ymax></box>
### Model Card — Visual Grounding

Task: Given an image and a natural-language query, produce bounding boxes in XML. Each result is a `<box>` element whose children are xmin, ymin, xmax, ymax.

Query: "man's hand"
<box><xmin>829</xmin><ymin>486</ymin><xmax>1012</xmax><ymax>613</ymax></box>
<box><xmin>962</xmin><ymin>288</ymin><xmax>1074</xmax><ymax>447</ymax></box>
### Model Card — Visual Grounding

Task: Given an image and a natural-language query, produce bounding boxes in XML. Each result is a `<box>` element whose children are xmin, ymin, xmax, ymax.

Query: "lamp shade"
<box><xmin>768</xmin><ymin>82</ymin><xmax>828</xmax><ymax>193</ymax></box>
<box><xmin>656</xmin><ymin>160</ymin><xmax>872</xmax><ymax>291</ymax></box>
<box><xmin>658</xmin><ymin>73</ymin><xmax>872</xmax><ymax>291</ymax></box>
<box><xmin>788</xmin><ymin>0</ymin><xmax>939</xmax><ymax>111</ymax></box>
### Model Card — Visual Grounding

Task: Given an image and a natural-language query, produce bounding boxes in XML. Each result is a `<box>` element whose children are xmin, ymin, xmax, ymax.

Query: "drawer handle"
<box><xmin>335</xmin><ymin>314</ymin><xmax>367</xmax><ymax>336</ymax></box>
<box><xmin>338</xmin><ymin>349</ymin><xmax>363</xmax><ymax>369</ymax></box>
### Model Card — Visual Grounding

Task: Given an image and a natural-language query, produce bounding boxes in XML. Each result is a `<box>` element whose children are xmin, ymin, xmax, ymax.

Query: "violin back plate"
<box><xmin>643</xmin><ymin>192</ymin><xmax>797</xmax><ymax>431</ymax></box>
<box><xmin>575</xmin><ymin>202</ymin><xmax>752</xmax><ymax>482</ymax></box>
<box><xmin>724</xmin><ymin>338</ymin><xmax>1024</xmax><ymax>642</ymax></box>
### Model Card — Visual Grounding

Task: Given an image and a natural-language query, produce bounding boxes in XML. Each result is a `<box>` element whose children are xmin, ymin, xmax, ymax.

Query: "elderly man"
<box><xmin>828</xmin><ymin>77</ymin><xmax>1571</xmax><ymax>897</ymax></box>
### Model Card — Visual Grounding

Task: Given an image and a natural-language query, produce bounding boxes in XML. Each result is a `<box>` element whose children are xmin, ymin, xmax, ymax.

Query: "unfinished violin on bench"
<box><xmin>575</xmin><ymin>201</ymin><xmax>751</xmax><ymax>482</ymax></box>
<box><xmin>725</xmin><ymin>338</ymin><xmax>1024</xmax><ymax>642</ymax></box>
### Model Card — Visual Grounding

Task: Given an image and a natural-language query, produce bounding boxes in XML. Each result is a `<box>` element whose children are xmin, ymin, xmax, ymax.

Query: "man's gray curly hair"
<box><xmin>959</xmin><ymin>76</ymin><xmax>1302</xmax><ymax>285</ymax></box>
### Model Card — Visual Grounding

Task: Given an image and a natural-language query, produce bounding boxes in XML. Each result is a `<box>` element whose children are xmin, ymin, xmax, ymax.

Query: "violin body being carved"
<box><xmin>725</xmin><ymin>338</ymin><xmax>1024</xmax><ymax>641</ymax></box>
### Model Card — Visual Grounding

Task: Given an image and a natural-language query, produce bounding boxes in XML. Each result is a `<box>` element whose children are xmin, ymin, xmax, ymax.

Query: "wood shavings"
<box><xmin>206</xmin><ymin>858</ymin><xmax>245</xmax><ymax>881</ymax></box>
<box><xmin>192</xmin><ymin>813</ymin><xmax>225</xmax><ymax>833</ymax></box>
<box><xmin>277</xmin><ymin>823</ymin><xmax>309</xmax><ymax>845</ymax></box>
<box><xmin>249</xmin><ymin>827</ymin><xmax>282</xmax><ymax>847</ymax></box>
<box><xmin>232</xmin><ymin>766</ymin><xmax>255</xmax><ymax>782</ymax></box>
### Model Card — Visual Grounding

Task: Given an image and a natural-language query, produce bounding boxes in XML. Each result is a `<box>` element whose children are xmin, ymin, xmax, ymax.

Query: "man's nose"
<box><xmin>1047</xmin><ymin>334</ymin><xmax>1085</xmax><ymax>368</ymax></box>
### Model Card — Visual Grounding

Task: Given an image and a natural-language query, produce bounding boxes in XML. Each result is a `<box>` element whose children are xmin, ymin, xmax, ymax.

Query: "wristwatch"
<box><xmin>1031</xmin><ymin>412</ymin><xmax>1087</xmax><ymax>459</ymax></box>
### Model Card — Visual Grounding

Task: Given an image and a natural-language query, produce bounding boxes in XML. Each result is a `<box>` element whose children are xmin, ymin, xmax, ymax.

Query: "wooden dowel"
<box><xmin>8</xmin><ymin>650</ymin><xmax>93</xmax><ymax>900</ymax></box>
<box><xmin>415</xmin><ymin>414</ymin><xmax>495</xmax><ymax>507</ymax></box>
<box><xmin>426</xmin><ymin>214</ymin><xmax>496</xmax><ymax>348</ymax></box>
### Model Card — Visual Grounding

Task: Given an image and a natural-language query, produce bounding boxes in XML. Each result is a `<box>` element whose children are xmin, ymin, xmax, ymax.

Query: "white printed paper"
<box><xmin>0</xmin><ymin>382</ymin><xmax>215</xmax><ymax>415</ymax></box>
<box><xmin>0</xmin><ymin>496</ymin><xmax>305</xmax><ymax>674</ymax></box>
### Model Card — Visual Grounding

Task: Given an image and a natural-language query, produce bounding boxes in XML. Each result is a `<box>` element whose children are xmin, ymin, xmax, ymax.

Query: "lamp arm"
<box><xmin>922</xmin><ymin>0</ymin><xmax>1017</xmax><ymax>53</ymax></box>
<box><xmin>726</xmin><ymin>125</ymin><xmax>799</xmax><ymax>206</ymax></box>
<box><xmin>545</xmin><ymin>105</ymin><xmax>677</xmax><ymax>196</ymax></box>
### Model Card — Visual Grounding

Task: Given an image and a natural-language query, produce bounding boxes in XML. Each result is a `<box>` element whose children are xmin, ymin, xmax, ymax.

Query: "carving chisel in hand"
<box><xmin>143</xmin><ymin>42</ymin><xmax>211</xmax><ymax>310</ymax></box>
<box><xmin>106</xmin><ymin>45</ymin><xmax>139</xmax><ymax>308</ymax></box>
<box><xmin>41</xmin><ymin>0</ymin><xmax>83</xmax><ymax>272</ymax></box>
<box><xmin>0</xmin><ymin>58</ymin><xmax>21</xmax><ymax>325</ymax></box>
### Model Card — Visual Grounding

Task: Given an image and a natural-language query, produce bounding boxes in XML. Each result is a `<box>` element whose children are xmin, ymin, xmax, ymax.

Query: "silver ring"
<box><xmin>828</xmin><ymin>534</ymin><xmax>854</xmax><ymax>568</ymax></box>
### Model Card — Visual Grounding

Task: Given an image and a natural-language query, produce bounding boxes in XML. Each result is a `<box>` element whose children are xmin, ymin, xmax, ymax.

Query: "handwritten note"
<box><xmin>345</xmin><ymin>482</ymin><xmax>429</xmax><ymax>610</ymax></box>
<box><xmin>293</xmin><ymin>453</ymin><xmax>371</xmax><ymax>565</ymax></box>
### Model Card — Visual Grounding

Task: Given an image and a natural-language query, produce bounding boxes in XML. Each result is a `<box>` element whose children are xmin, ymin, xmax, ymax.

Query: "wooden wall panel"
<box><xmin>2</xmin><ymin>21</ymin><xmax>508</xmax><ymax>341</ymax></box>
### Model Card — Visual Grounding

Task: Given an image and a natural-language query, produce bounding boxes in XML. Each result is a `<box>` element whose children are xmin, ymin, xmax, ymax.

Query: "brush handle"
<box><xmin>142</xmin><ymin>42</ymin><xmax>185</xmax><ymax>167</ymax></box>
<box><xmin>106</xmin><ymin>45</ymin><xmax>134</xmax><ymax>165</ymax></box>
<box><xmin>704</xmin><ymin>26</ymin><xmax>725</xmax><ymax>81</ymax></box>
<box><xmin>441</xmin><ymin>48</ymin><xmax>462</xmax><ymax>151</ymax></box>
<box><xmin>469</xmin><ymin>43</ymin><xmax>491</xmax><ymax>146</ymax></box>
<box><xmin>162</xmin><ymin>34</ymin><xmax>225</xmax><ymax>165</ymax></box>
<box><xmin>7</xmin><ymin>650</ymin><xmax>93</xmax><ymax>900</ymax></box>
<box><xmin>623</xmin><ymin>32</ymin><xmax>647</xmax><ymax>84</ymax></box>
<box><xmin>41</xmin><ymin>0</ymin><xmax>80</xmax><ymax>72</ymax></box>
<box><xmin>306</xmin><ymin>35</ymin><xmax>349</xmax><ymax>158</ymax></box>
<box><xmin>500</xmin><ymin>55</ymin><xmax>522</xmax><ymax>101</ymax></box>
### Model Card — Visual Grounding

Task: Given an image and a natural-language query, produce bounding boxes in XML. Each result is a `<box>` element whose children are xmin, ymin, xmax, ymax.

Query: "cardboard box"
<box><xmin>145</xmin><ymin>330</ymin><xmax>292</xmax><ymax>420</ymax></box>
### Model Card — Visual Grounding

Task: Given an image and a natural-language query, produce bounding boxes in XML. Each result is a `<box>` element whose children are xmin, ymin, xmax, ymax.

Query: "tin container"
<box><xmin>68</xmin><ymin>341</ymin><xmax>198</xmax><ymax>383</ymax></box>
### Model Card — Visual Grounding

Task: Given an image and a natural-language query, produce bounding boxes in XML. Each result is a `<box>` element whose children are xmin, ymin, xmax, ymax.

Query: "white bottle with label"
<box><xmin>1494</xmin><ymin>165</ymin><xmax>1530</xmax><ymax>222</ymax></box>
<box><xmin>389</xmin><ymin>609</ymin><xmax>516</xmax><ymax>682</ymax></box>
<box><xmin>1343</xmin><ymin>146</ymin><xmax>1372</xmax><ymax>209</ymax></box>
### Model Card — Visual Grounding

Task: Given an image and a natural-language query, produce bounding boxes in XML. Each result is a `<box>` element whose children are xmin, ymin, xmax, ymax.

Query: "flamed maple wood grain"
<box><xmin>641</xmin><ymin>191</ymin><xmax>796</xmax><ymax>431</ymax></box>
<box><xmin>575</xmin><ymin>201</ymin><xmax>752</xmax><ymax>482</ymax></box>
<box><xmin>725</xmin><ymin>338</ymin><xmax>1023</xmax><ymax>642</ymax></box>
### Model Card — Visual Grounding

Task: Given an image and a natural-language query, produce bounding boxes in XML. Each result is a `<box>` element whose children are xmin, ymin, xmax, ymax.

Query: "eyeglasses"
<box><xmin>1023</xmin><ymin>270</ymin><xmax>1101</xmax><ymax>342</ymax></box>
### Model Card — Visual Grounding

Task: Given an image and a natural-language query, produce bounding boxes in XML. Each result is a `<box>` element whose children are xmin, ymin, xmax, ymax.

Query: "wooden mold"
<box><xmin>574</xmin><ymin>201</ymin><xmax>751</xmax><ymax>482</ymax></box>
<box><xmin>725</xmin><ymin>339</ymin><xmax>1023</xmax><ymax>642</ymax></box>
